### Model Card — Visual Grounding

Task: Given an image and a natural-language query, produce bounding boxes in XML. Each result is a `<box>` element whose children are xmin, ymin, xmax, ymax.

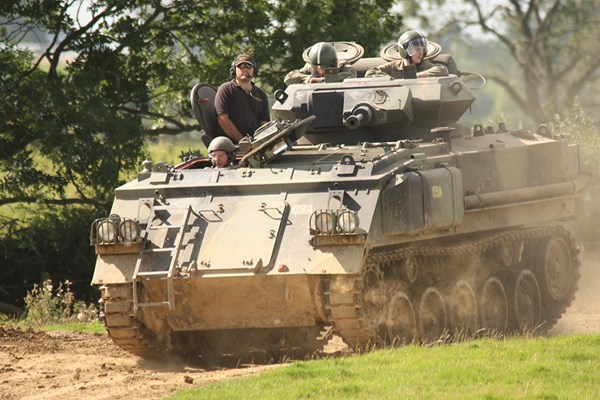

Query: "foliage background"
<box><xmin>0</xmin><ymin>0</ymin><xmax>402</xmax><ymax>305</ymax></box>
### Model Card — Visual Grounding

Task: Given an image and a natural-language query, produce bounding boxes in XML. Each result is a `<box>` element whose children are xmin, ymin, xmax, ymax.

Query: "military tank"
<box><xmin>90</xmin><ymin>42</ymin><xmax>590</xmax><ymax>362</ymax></box>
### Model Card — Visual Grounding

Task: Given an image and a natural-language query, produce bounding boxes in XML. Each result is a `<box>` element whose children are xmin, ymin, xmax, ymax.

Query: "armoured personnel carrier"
<box><xmin>91</xmin><ymin>43</ymin><xmax>589</xmax><ymax>361</ymax></box>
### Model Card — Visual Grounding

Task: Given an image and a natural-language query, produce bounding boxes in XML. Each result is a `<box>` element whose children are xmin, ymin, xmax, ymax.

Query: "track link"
<box><xmin>324</xmin><ymin>226</ymin><xmax>580</xmax><ymax>348</ymax></box>
<box><xmin>99</xmin><ymin>284</ymin><xmax>162</xmax><ymax>358</ymax></box>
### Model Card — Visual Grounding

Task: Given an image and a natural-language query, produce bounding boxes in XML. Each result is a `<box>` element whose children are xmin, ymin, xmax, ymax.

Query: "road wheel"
<box><xmin>414</xmin><ymin>286</ymin><xmax>447</xmax><ymax>343</ymax></box>
<box><xmin>386</xmin><ymin>290</ymin><xmax>417</xmax><ymax>345</ymax></box>
<box><xmin>479</xmin><ymin>277</ymin><xmax>508</xmax><ymax>334</ymax></box>
<box><xmin>448</xmin><ymin>280</ymin><xmax>478</xmax><ymax>336</ymax></box>
<box><xmin>506</xmin><ymin>269</ymin><xmax>541</xmax><ymax>333</ymax></box>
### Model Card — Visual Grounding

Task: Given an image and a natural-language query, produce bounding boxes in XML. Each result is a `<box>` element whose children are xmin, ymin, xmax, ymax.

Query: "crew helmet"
<box><xmin>307</xmin><ymin>42</ymin><xmax>338</xmax><ymax>67</ymax></box>
<box><xmin>208</xmin><ymin>136</ymin><xmax>236</xmax><ymax>162</ymax></box>
<box><xmin>397</xmin><ymin>30</ymin><xmax>429</xmax><ymax>59</ymax></box>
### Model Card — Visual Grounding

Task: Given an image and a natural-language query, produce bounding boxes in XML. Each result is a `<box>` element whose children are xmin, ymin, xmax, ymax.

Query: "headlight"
<box><xmin>337</xmin><ymin>210</ymin><xmax>359</xmax><ymax>233</ymax></box>
<box><xmin>119</xmin><ymin>219</ymin><xmax>140</xmax><ymax>243</ymax></box>
<box><xmin>314</xmin><ymin>210</ymin><xmax>336</xmax><ymax>234</ymax></box>
<box><xmin>97</xmin><ymin>219</ymin><xmax>118</xmax><ymax>243</ymax></box>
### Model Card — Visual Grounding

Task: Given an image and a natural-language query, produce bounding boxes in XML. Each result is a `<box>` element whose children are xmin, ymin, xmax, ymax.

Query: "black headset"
<box><xmin>229</xmin><ymin>54</ymin><xmax>258</xmax><ymax>77</ymax></box>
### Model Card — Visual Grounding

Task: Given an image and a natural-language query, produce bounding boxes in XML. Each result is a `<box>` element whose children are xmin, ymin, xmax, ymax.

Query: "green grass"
<box><xmin>167</xmin><ymin>334</ymin><xmax>600</xmax><ymax>400</ymax></box>
<box><xmin>36</xmin><ymin>320</ymin><xmax>105</xmax><ymax>334</ymax></box>
<box><xmin>0</xmin><ymin>318</ymin><xmax>105</xmax><ymax>334</ymax></box>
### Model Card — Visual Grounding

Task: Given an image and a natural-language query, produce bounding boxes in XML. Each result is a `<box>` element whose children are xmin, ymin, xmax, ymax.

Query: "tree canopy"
<box><xmin>400</xmin><ymin>0</ymin><xmax>600</xmax><ymax>125</ymax></box>
<box><xmin>0</xmin><ymin>0</ymin><xmax>401</xmax><ymax>210</ymax></box>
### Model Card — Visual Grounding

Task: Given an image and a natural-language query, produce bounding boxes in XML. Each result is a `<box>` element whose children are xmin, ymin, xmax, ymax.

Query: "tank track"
<box><xmin>323</xmin><ymin>226</ymin><xmax>580</xmax><ymax>350</ymax></box>
<box><xmin>100</xmin><ymin>283</ymin><xmax>324</xmax><ymax>362</ymax></box>
<box><xmin>99</xmin><ymin>284</ymin><xmax>163</xmax><ymax>358</ymax></box>
<box><xmin>185</xmin><ymin>326</ymin><xmax>326</xmax><ymax>365</ymax></box>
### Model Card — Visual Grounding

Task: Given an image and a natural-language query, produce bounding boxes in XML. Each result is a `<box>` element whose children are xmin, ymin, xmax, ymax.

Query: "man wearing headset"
<box><xmin>214</xmin><ymin>54</ymin><xmax>270</xmax><ymax>143</ymax></box>
<box><xmin>365</xmin><ymin>30</ymin><xmax>448</xmax><ymax>79</ymax></box>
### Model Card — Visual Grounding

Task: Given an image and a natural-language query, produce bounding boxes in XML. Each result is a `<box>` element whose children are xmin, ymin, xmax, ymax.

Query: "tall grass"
<box><xmin>23</xmin><ymin>279</ymin><xmax>97</xmax><ymax>325</ymax></box>
<box><xmin>0</xmin><ymin>279</ymin><xmax>103</xmax><ymax>333</ymax></box>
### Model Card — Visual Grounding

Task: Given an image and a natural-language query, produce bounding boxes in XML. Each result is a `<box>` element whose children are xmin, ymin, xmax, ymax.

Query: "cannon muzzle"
<box><xmin>344</xmin><ymin>105</ymin><xmax>373</xmax><ymax>130</ymax></box>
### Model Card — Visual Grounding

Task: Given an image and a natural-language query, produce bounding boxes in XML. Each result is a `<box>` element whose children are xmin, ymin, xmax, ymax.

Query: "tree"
<box><xmin>1</xmin><ymin>0</ymin><xmax>401</xmax><ymax>210</ymax></box>
<box><xmin>399</xmin><ymin>0</ymin><xmax>600</xmax><ymax>125</ymax></box>
<box><xmin>0</xmin><ymin>0</ymin><xmax>402</xmax><ymax>305</ymax></box>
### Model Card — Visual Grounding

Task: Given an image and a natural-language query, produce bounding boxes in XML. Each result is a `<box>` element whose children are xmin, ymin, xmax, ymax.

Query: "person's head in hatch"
<box><xmin>207</xmin><ymin>136</ymin><xmax>236</xmax><ymax>168</ymax></box>
<box><xmin>307</xmin><ymin>42</ymin><xmax>338</xmax><ymax>79</ymax></box>
<box><xmin>397</xmin><ymin>30</ymin><xmax>429</xmax><ymax>65</ymax></box>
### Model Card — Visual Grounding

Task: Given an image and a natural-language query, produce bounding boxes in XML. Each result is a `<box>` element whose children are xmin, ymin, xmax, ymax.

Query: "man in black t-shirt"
<box><xmin>214</xmin><ymin>55</ymin><xmax>270</xmax><ymax>143</ymax></box>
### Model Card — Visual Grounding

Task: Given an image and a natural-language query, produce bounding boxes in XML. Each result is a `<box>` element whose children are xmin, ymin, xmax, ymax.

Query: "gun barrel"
<box><xmin>344</xmin><ymin>106</ymin><xmax>373</xmax><ymax>130</ymax></box>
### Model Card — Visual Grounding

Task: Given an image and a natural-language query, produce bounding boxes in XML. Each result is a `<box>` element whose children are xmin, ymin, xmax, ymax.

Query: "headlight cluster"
<box><xmin>97</xmin><ymin>219</ymin><xmax>118</xmax><ymax>243</ymax></box>
<box><xmin>311</xmin><ymin>209</ymin><xmax>359</xmax><ymax>235</ymax></box>
<box><xmin>91</xmin><ymin>215</ymin><xmax>141</xmax><ymax>245</ymax></box>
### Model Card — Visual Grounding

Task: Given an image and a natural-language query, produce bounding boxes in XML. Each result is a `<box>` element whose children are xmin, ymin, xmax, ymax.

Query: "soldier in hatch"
<box><xmin>284</xmin><ymin>42</ymin><xmax>357</xmax><ymax>85</ymax></box>
<box><xmin>365</xmin><ymin>30</ymin><xmax>448</xmax><ymax>79</ymax></box>
<box><xmin>207</xmin><ymin>136</ymin><xmax>236</xmax><ymax>169</ymax></box>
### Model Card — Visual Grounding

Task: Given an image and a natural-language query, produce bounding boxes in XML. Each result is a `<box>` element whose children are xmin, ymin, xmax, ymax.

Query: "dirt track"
<box><xmin>0</xmin><ymin>325</ymin><xmax>299</xmax><ymax>400</ymax></box>
<box><xmin>1</xmin><ymin>249</ymin><xmax>599</xmax><ymax>400</ymax></box>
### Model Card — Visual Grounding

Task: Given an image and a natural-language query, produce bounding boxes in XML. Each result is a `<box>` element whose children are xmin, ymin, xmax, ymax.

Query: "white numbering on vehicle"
<box><xmin>291</xmin><ymin>204</ymin><xmax>314</xmax><ymax>215</ymax></box>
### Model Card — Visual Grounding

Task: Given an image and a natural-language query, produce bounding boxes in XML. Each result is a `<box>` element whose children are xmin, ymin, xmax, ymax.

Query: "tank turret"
<box><xmin>273</xmin><ymin>73</ymin><xmax>476</xmax><ymax>144</ymax></box>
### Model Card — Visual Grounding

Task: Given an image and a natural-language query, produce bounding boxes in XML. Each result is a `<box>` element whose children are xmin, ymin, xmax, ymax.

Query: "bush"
<box><xmin>551</xmin><ymin>98</ymin><xmax>600</xmax><ymax>175</ymax></box>
<box><xmin>23</xmin><ymin>279</ymin><xmax>98</xmax><ymax>325</ymax></box>
<box><xmin>0</xmin><ymin>207</ymin><xmax>101</xmax><ymax>307</ymax></box>
<box><xmin>551</xmin><ymin>100</ymin><xmax>600</xmax><ymax>244</ymax></box>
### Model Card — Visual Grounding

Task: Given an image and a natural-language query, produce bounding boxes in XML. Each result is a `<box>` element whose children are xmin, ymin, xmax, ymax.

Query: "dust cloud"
<box><xmin>549</xmin><ymin>244</ymin><xmax>600</xmax><ymax>335</ymax></box>
<box><xmin>550</xmin><ymin>177</ymin><xmax>600</xmax><ymax>335</ymax></box>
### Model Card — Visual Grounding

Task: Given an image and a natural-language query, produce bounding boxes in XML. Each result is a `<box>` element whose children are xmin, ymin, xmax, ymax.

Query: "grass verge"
<box><xmin>0</xmin><ymin>318</ymin><xmax>105</xmax><ymax>334</ymax></box>
<box><xmin>35</xmin><ymin>321</ymin><xmax>105</xmax><ymax>334</ymax></box>
<box><xmin>167</xmin><ymin>334</ymin><xmax>600</xmax><ymax>400</ymax></box>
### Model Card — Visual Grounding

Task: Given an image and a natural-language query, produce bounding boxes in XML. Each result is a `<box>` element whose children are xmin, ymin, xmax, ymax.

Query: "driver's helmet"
<box><xmin>307</xmin><ymin>42</ymin><xmax>338</xmax><ymax>67</ymax></box>
<box><xmin>208</xmin><ymin>136</ymin><xmax>235</xmax><ymax>161</ymax></box>
<box><xmin>397</xmin><ymin>30</ymin><xmax>429</xmax><ymax>59</ymax></box>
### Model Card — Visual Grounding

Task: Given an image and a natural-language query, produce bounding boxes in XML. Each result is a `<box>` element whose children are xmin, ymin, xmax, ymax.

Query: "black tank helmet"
<box><xmin>307</xmin><ymin>42</ymin><xmax>338</xmax><ymax>67</ymax></box>
<box><xmin>397</xmin><ymin>30</ymin><xmax>429</xmax><ymax>60</ymax></box>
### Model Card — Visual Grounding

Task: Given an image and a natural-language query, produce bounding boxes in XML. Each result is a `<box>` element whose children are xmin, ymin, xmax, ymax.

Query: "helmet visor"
<box><xmin>405</xmin><ymin>37</ymin><xmax>428</xmax><ymax>57</ymax></box>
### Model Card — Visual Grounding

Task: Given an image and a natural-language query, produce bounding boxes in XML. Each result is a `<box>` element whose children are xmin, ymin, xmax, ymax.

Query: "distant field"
<box><xmin>145</xmin><ymin>136</ymin><xmax>206</xmax><ymax>165</ymax></box>
<box><xmin>168</xmin><ymin>334</ymin><xmax>600</xmax><ymax>400</ymax></box>
<box><xmin>0</xmin><ymin>136</ymin><xmax>204</xmax><ymax>218</ymax></box>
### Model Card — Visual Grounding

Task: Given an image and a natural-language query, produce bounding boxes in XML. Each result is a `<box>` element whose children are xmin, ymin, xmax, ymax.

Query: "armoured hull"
<box><xmin>92</xmin><ymin>131</ymin><xmax>586</xmax><ymax>358</ymax></box>
<box><xmin>92</xmin><ymin>71</ymin><xmax>589</xmax><ymax>361</ymax></box>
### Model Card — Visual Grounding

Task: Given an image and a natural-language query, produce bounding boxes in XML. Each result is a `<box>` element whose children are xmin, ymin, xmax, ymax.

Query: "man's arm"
<box><xmin>214</xmin><ymin>82</ymin><xmax>244</xmax><ymax>142</ymax></box>
<box><xmin>365</xmin><ymin>61</ymin><xmax>397</xmax><ymax>78</ymax></box>
<box><xmin>216</xmin><ymin>114</ymin><xmax>244</xmax><ymax>142</ymax></box>
<box><xmin>284</xmin><ymin>64</ymin><xmax>313</xmax><ymax>85</ymax></box>
<box><xmin>284</xmin><ymin>70</ymin><xmax>309</xmax><ymax>85</ymax></box>
<box><xmin>258</xmin><ymin>89</ymin><xmax>270</xmax><ymax>126</ymax></box>
<box><xmin>417</xmin><ymin>62</ymin><xmax>449</xmax><ymax>78</ymax></box>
